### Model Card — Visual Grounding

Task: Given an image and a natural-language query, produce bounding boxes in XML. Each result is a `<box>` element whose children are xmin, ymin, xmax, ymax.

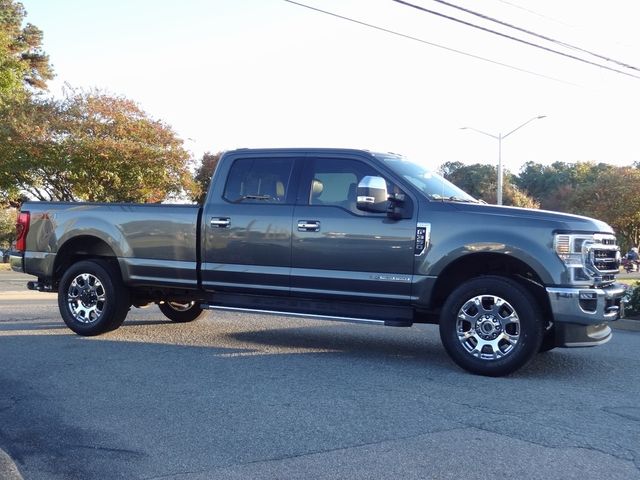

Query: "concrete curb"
<box><xmin>612</xmin><ymin>318</ymin><xmax>640</xmax><ymax>332</ymax></box>
<box><xmin>0</xmin><ymin>449</ymin><xmax>23</xmax><ymax>480</ymax></box>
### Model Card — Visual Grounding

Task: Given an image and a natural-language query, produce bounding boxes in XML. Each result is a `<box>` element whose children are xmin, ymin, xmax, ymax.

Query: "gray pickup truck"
<box><xmin>11</xmin><ymin>148</ymin><xmax>624</xmax><ymax>376</ymax></box>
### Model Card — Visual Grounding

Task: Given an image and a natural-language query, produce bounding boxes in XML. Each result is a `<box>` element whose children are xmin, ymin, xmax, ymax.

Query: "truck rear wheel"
<box><xmin>439</xmin><ymin>276</ymin><xmax>543</xmax><ymax>377</ymax></box>
<box><xmin>58</xmin><ymin>259</ymin><xmax>130</xmax><ymax>336</ymax></box>
<box><xmin>158</xmin><ymin>301</ymin><xmax>205</xmax><ymax>323</ymax></box>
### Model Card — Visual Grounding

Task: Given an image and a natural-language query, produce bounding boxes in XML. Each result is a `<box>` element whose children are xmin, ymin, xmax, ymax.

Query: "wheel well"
<box><xmin>53</xmin><ymin>236</ymin><xmax>120</xmax><ymax>288</ymax></box>
<box><xmin>429</xmin><ymin>253</ymin><xmax>552</xmax><ymax>321</ymax></box>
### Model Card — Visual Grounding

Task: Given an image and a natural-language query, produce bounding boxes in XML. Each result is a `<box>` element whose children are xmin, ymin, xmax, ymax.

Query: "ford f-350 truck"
<box><xmin>10</xmin><ymin>148</ymin><xmax>624</xmax><ymax>376</ymax></box>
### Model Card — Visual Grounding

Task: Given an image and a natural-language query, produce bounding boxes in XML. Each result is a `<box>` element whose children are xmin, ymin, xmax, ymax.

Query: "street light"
<box><xmin>461</xmin><ymin>115</ymin><xmax>546</xmax><ymax>205</ymax></box>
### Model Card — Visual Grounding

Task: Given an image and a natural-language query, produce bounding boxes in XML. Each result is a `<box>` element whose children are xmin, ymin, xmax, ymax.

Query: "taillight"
<box><xmin>16</xmin><ymin>211</ymin><xmax>30</xmax><ymax>251</ymax></box>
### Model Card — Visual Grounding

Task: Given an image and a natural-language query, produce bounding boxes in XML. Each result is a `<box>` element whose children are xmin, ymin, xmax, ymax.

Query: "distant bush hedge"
<box><xmin>622</xmin><ymin>282</ymin><xmax>640</xmax><ymax>317</ymax></box>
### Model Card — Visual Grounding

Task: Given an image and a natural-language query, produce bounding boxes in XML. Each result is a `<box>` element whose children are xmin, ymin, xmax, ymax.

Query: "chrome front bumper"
<box><xmin>546</xmin><ymin>283</ymin><xmax>624</xmax><ymax>347</ymax></box>
<box><xmin>546</xmin><ymin>284</ymin><xmax>625</xmax><ymax>326</ymax></box>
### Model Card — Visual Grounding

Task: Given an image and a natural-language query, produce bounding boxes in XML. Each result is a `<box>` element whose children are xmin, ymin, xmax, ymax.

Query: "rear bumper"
<box><xmin>9</xmin><ymin>252</ymin><xmax>24</xmax><ymax>273</ymax></box>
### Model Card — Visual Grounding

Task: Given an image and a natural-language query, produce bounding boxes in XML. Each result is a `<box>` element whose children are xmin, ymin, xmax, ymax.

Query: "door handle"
<box><xmin>211</xmin><ymin>217</ymin><xmax>231</xmax><ymax>228</ymax></box>
<box><xmin>298</xmin><ymin>220</ymin><xmax>320</xmax><ymax>232</ymax></box>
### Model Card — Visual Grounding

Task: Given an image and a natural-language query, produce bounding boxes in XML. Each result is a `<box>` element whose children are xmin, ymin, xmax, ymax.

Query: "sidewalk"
<box><xmin>0</xmin><ymin>449</ymin><xmax>23</xmax><ymax>480</ymax></box>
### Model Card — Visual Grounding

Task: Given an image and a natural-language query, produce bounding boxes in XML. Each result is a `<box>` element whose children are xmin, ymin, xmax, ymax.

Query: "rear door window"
<box><xmin>223</xmin><ymin>158</ymin><xmax>294</xmax><ymax>204</ymax></box>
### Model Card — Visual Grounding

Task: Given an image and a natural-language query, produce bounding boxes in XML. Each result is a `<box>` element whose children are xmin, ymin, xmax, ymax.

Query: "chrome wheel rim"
<box><xmin>166</xmin><ymin>301</ymin><xmax>195</xmax><ymax>312</ymax></box>
<box><xmin>67</xmin><ymin>273</ymin><xmax>106</xmax><ymax>324</ymax></box>
<box><xmin>456</xmin><ymin>294</ymin><xmax>520</xmax><ymax>360</ymax></box>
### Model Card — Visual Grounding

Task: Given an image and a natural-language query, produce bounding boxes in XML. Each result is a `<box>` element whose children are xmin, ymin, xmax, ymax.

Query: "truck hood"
<box><xmin>448</xmin><ymin>202</ymin><xmax>614</xmax><ymax>233</ymax></box>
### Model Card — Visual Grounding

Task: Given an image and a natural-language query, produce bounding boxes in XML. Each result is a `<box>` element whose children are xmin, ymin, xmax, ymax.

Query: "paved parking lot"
<box><xmin>1</xmin><ymin>270</ymin><xmax>639</xmax><ymax>479</ymax></box>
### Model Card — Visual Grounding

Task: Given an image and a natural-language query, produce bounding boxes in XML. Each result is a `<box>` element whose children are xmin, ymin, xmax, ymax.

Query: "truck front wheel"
<box><xmin>158</xmin><ymin>301</ymin><xmax>205</xmax><ymax>323</ymax></box>
<box><xmin>439</xmin><ymin>276</ymin><xmax>543</xmax><ymax>377</ymax></box>
<box><xmin>58</xmin><ymin>259</ymin><xmax>130</xmax><ymax>336</ymax></box>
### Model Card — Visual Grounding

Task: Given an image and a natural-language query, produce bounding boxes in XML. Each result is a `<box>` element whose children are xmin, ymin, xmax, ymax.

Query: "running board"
<box><xmin>202</xmin><ymin>293</ymin><xmax>414</xmax><ymax>327</ymax></box>
<box><xmin>203</xmin><ymin>305</ymin><xmax>413</xmax><ymax>327</ymax></box>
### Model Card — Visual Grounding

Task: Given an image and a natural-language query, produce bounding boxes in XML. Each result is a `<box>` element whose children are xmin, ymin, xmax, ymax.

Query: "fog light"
<box><xmin>579</xmin><ymin>291</ymin><xmax>597</xmax><ymax>300</ymax></box>
<box><xmin>579</xmin><ymin>291</ymin><xmax>598</xmax><ymax>312</ymax></box>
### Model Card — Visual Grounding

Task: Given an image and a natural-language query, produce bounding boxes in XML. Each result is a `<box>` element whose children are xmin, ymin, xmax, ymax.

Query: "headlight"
<box><xmin>554</xmin><ymin>233</ymin><xmax>619</xmax><ymax>285</ymax></box>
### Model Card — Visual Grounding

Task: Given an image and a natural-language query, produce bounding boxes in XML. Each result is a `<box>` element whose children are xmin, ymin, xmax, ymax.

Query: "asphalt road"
<box><xmin>1</xmin><ymin>270</ymin><xmax>639</xmax><ymax>480</ymax></box>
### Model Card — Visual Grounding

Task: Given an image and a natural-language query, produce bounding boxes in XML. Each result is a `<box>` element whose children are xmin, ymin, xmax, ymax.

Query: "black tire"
<box><xmin>158</xmin><ymin>301</ymin><xmax>205</xmax><ymax>323</ymax></box>
<box><xmin>58</xmin><ymin>259</ymin><xmax>130</xmax><ymax>336</ymax></box>
<box><xmin>439</xmin><ymin>275</ymin><xmax>544</xmax><ymax>377</ymax></box>
<box><xmin>538</xmin><ymin>326</ymin><xmax>557</xmax><ymax>353</ymax></box>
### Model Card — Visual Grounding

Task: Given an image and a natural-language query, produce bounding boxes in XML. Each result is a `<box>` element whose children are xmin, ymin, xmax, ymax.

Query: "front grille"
<box><xmin>584</xmin><ymin>234</ymin><xmax>619</xmax><ymax>283</ymax></box>
<box><xmin>592</xmin><ymin>249</ymin><xmax>619</xmax><ymax>272</ymax></box>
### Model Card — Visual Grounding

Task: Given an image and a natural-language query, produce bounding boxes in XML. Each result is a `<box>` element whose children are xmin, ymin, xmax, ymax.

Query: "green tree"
<box><xmin>0</xmin><ymin>89</ymin><xmax>196</xmax><ymax>203</ymax></box>
<box><xmin>0</xmin><ymin>207</ymin><xmax>17</xmax><ymax>249</ymax></box>
<box><xmin>1</xmin><ymin>0</ymin><xmax>53</xmax><ymax>206</ymax></box>
<box><xmin>0</xmin><ymin>208</ymin><xmax>18</xmax><ymax>249</ymax></box>
<box><xmin>443</xmin><ymin>163</ymin><xmax>496</xmax><ymax>200</ymax></box>
<box><xmin>0</xmin><ymin>0</ymin><xmax>53</xmax><ymax>105</ymax></box>
<box><xmin>569</xmin><ymin>166</ymin><xmax>640</xmax><ymax>251</ymax></box>
<box><xmin>517</xmin><ymin>161</ymin><xmax>615</xmax><ymax>211</ymax></box>
<box><xmin>502</xmin><ymin>181</ymin><xmax>540</xmax><ymax>209</ymax></box>
<box><xmin>192</xmin><ymin>151</ymin><xmax>222</xmax><ymax>203</ymax></box>
<box><xmin>517</xmin><ymin>161</ymin><xmax>567</xmax><ymax>199</ymax></box>
<box><xmin>439</xmin><ymin>161</ymin><xmax>465</xmax><ymax>178</ymax></box>
<box><xmin>441</xmin><ymin>162</ymin><xmax>538</xmax><ymax>208</ymax></box>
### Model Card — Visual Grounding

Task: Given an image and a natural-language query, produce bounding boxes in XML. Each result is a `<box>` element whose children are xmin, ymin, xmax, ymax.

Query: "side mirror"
<box><xmin>357</xmin><ymin>176</ymin><xmax>388</xmax><ymax>213</ymax></box>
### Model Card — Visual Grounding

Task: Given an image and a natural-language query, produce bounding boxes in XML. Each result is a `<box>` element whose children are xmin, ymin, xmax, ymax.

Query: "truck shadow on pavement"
<box><xmin>0</xmin><ymin>314</ymin><xmax>617</xmax><ymax>381</ymax></box>
<box><xmin>227</xmin><ymin>324</ymin><xmax>614</xmax><ymax>380</ymax></box>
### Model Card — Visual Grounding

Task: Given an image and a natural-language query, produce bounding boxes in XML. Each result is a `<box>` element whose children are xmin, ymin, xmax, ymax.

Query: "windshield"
<box><xmin>376</xmin><ymin>153</ymin><xmax>479</xmax><ymax>203</ymax></box>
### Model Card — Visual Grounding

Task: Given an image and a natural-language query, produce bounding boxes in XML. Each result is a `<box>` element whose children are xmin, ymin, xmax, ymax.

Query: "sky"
<box><xmin>20</xmin><ymin>0</ymin><xmax>640</xmax><ymax>175</ymax></box>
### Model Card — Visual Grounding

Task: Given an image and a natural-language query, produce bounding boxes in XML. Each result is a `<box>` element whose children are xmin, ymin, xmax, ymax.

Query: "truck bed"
<box><xmin>19</xmin><ymin>201</ymin><xmax>201</xmax><ymax>289</ymax></box>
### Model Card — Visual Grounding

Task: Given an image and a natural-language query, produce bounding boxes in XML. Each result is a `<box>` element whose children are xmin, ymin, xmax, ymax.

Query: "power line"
<box><xmin>429</xmin><ymin>0</ymin><xmax>640</xmax><ymax>72</ymax></box>
<box><xmin>282</xmin><ymin>0</ymin><xmax>575</xmax><ymax>85</ymax></box>
<box><xmin>495</xmin><ymin>0</ymin><xmax>572</xmax><ymax>27</ymax></box>
<box><xmin>392</xmin><ymin>0</ymin><xmax>640</xmax><ymax>80</ymax></box>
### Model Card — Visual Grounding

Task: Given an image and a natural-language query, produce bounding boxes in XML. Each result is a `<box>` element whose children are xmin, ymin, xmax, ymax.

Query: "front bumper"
<box><xmin>554</xmin><ymin>322</ymin><xmax>613</xmax><ymax>347</ymax></box>
<box><xmin>546</xmin><ymin>283</ymin><xmax>624</xmax><ymax>325</ymax></box>
<box><xmin>546</xmin><ymin>283</ymin><xmax>624</xmax><ymax>348</ymax></box>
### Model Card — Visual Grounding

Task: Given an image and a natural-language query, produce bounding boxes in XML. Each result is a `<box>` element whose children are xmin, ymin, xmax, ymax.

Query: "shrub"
<box><xmin>622</xmin><ymin>281</ymin><xmax>640</xmax><ymax>317</ymax></box>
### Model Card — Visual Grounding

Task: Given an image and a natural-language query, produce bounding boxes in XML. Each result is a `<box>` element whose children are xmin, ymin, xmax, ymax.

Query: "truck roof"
<box><xmin>222</xmin><ymin>147</ymin><xmax>399</xmax><ymax>158</ymax></box>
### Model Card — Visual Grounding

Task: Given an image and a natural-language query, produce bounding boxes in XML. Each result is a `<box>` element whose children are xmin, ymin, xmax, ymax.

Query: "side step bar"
<box><xmin>203</xmin><ymin>304</ymin><xmax>413</xmax><ymax>327</ymax></box>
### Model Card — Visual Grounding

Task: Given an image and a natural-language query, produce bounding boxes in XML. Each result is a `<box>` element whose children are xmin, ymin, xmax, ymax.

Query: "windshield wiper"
<box><xmin>444</xmin><ymin>196</ymin><xmax>479</xmax><ymax>203</ymax></box>
<box><xmin>429</xmin><ymin>194</ymin><xmax>479</xmax><ymax>203</ymax></box>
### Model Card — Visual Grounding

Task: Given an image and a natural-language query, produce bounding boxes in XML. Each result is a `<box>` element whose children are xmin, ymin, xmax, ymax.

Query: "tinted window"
<box><xmin>308</xmin><ymin>158</ymin><xmax>401</xmax><ymax>214</ymax></box>
<box><xmin>224</xmin><ymin>158</ymin><xmax>294</xmax><ymax>203</ymax></box>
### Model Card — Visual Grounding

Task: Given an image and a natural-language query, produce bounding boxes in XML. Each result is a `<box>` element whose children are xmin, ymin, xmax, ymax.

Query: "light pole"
<box><xmin>461</xmin><ymin>115</ymin><xmax>546</xmax><ymax>205</ymax></box>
